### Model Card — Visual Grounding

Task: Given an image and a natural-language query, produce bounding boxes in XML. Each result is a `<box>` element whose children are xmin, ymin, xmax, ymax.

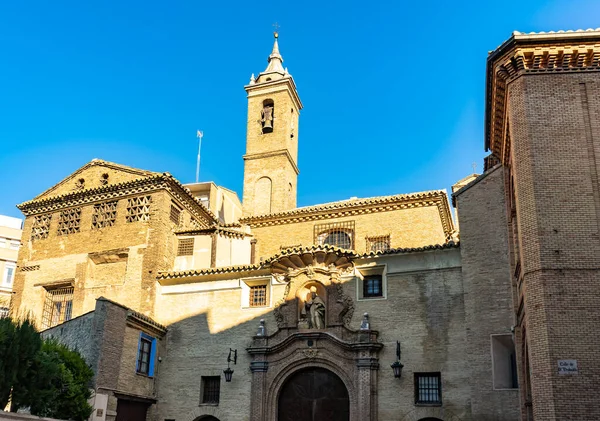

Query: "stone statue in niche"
<box><xmin>301</xmin><ymin>286</ymin><xmax>326</xmax><ymax>329</ymax></box>
<box><xmin>261</xmin><ymin>104</ymin><xmax>274</xmax><ymax>132</ymax></box>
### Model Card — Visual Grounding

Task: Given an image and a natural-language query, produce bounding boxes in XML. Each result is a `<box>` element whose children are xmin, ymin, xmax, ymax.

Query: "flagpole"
<box><xmin>196</xmin><ymin>130</ymin><xmax>203</xmax><ymax>183</ymax></box>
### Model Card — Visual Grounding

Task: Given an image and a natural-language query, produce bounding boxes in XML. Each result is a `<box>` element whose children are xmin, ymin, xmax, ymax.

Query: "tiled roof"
<box><xmin>262</xmin><ymin>244</ymin><xmax>356</xmax><ymax>264</ymax></box>
<box><xmin>157</xmin><ymin>242</ymin><xmax>460</xmax><ymax>281</ymax></box>
<box><xmin>513</xmin><ymin>28</ymin><xmax>600</xmax><ymax>36</ymax></box>
<box><xmin>157</xmin><ymin>264</ymin><xmax>263</xmax><ymax>280</ymax></box>
<box><xmin>358</xmin><ymin>241</ymin><xmax>459</xmax><ymax>258</ymax></box>
<box><xmin>240</xmin><ymin>190</ymin><xmax>454</xmax><ymax>235</ymax></box>
<box><xmin>18</xmin><ymin>171</ymin><xmax>218</xmax><ymax>225</ymax></box>
<box><xmin>97</xmin><ymin>297</ymin><xmax>167</xmax><ymax>334</ymax></box>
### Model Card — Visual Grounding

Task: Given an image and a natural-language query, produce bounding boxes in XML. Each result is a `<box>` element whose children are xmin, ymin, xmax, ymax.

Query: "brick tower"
<box><xmin>486</xmin><ymin>30</ymin><xmax>600</xmax><ymax>420</ymax></box>
<box><xmin>242</xmin><ymin>32</ymin><xmax>302</xmax><ymax>217</ymax></box>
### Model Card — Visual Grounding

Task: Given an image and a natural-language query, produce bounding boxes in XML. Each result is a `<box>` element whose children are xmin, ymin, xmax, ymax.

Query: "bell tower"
<box><xmin>242</xmin><ymin>32</ymin><xmax>302</xmax><ymax>217</ymax></box>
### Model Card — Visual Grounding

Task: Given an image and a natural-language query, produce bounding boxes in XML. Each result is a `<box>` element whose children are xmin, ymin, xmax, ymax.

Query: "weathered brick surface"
<box><xmin>454</xmin><ymin>166</ymin><xmax>520</xmax><ymax>420</ymax></box>
<box><xmin>504</xmin><ymin>71</ymin><xmax>600</xmax><ymax>419</ymax></box>
<box><xmin>12</xmin><ymin>185</ymin><xmax>189</xmax><ymax>325</ymax></box>
<box><xmin>252</xmin><ymin>205</ymin><xmax>448</xmax><ymax>259</ymax></box>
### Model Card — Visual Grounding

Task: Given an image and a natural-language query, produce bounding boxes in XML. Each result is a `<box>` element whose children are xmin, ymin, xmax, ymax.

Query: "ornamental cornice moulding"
<box><xmin>241</xmin><ymin>191</ymin><xmax>454</xmax><ymax>236</ymax></box>
<box><xmin>17</xmin><ymin>174</ymin><xmax>217</xmax><ymax>228</ymax></box>
<box><xmin>486</xmin><ymin>37</ymin><xmax>600</xmax><ymax>161</ymax></box>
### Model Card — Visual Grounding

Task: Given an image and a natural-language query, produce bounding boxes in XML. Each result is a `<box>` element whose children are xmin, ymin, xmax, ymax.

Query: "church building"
<box><xmin>9</xmin><ymin>29</ymin><xmax>600</xmax><ymax>421</ymax></box>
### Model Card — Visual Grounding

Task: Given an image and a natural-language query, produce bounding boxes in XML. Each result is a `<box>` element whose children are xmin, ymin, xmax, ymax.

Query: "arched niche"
<box><xmin>296</xmin><ymin>281</ymin><xmax>327</xmax><ymax>329</ymax></box>
<box><xmin>254</xmin><ymin>176</ymin><xmax>272</xmax><ymax>215</ymax></box>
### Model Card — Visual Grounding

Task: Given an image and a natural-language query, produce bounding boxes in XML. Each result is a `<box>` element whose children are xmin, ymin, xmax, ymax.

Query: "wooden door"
<box><xmin>278</xmin><ymin>367</ymin><xmax>349</xmax><ymax>421</ymax></box>
<box><xmin>115</xmin><ymin>399</ymin><xmax>149</xmax><ymax>421</ymax></box>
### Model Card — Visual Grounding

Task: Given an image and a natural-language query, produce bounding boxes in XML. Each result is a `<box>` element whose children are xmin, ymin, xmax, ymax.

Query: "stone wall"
<box><xmin>42</xmin><ymin>310</ymin><xmax>98</xmax><ymax>376</ymax></box>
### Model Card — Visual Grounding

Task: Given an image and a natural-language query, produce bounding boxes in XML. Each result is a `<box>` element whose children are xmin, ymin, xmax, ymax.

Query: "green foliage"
<box><xmin>0</xmin><ymin>318</ymin><xmax>94</xmax><ymax>421</ymax></box>
<box><xmin>0</xmin><ymin>318</ymin><xmax>41</xmax><ymax>410</ymax></box>
<box><xmin>24</xmin><ymin>339</ymin><xmax>94</xmax><ymax>421</ymax></box>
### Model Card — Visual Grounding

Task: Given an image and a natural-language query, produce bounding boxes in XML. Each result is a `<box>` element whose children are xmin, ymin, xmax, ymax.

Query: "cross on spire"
<box><xmin>273</xmin><ymin>22</ymin><xmax>280</xmax><ymax>37</ymax></box>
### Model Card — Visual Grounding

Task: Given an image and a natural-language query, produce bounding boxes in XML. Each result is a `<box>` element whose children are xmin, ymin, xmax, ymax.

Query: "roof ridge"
<box><xmin>240</xmin><ymin>190</ymin><xmax>448</xmax><ymax>224</ymax></box>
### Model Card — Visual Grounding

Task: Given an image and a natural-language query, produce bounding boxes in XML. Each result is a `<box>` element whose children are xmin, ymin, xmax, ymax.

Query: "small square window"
<box><xmin>31</xmin><ymin>214</ymin><xmax>51</xmax><ymax>240</ymax></box>
<box><xmin>363</xmin><ymin>275</ymin><xmax>382</xmax><ymax>298</ymax></box>
<box><xmin>57</xmin><ymin>208</ymin><xmax>81</xmax><ymax>235</ymax></box>
<box><xmin>357</xmin><ymin>265</ymin><xmax>386</xmax><ymax>300</ymax></box>
<box><xmin>136</xmin><ymin>333</ymin><xmax>156</xmax><ymax>377</ymax></box>
<box><xmin>414</xmin><ymin>372</ymin><xmax>442</xmax><ymax>405</ymax></box>
<box><xmin>242</xmin><ymin>279</ymin><xmax>271</xmax><ymax>308</ymax></box>
<box><xmin>201</xmin><ymin>376</ymin><xmax>221</xmax><ymax>404</ymax></box>
<box><xmin>366</xmin><ymin>235</ymin><xmax>391</xmax><ymax>252</ymax></box>
<box><xmin>177</xmin><ymin>238</ymin><xmax>194</xmax><ymax>256</ymax></box>
<box><xmin>250</xmin><ymin>285</ymin><xmax>267</xmax><ymax>307</ymax></box>
<box><xmin>126</xmin><ymin>196</ymin><xmax>152</xmax><ymax>222</ymax></box>
<box><xmin>0</xmin><ymin>307</ymin><xmax>8</xmax><ymax>318</ymax></box>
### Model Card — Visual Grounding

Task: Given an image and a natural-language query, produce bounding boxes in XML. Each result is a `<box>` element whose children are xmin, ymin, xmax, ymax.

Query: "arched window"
<box><xmin>323</xmin><ymin>231</ymin><xmax>352</xmax><ymax>249</ymax></box>
<box><xmin>261</xmin><ymin>99</ymin><xmax>274</xmax><ymax>134</ymax></box>
<box><xmin>314</xmin><ymin>221</ymin><xmax>355</xmax><ymax>250</ymax></box>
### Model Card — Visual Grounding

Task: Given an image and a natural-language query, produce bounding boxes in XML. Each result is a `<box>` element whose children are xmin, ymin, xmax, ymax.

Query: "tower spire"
<box><xmin>264</xmin><ymin>31</ymin><xmax>285</xmax><ymax>75</ymax></box>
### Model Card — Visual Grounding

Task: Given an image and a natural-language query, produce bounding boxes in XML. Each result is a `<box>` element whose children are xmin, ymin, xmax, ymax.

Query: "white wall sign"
<box><xmin>558</xmin><ymin>359</ymin><xmax>578</xmax><ymax>375</ymax></box>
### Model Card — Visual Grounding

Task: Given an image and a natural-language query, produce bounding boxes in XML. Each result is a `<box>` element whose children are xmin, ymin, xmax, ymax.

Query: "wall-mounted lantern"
<box><xmin>391</xmin><ymin>340</ymin><xmax>404</xmax><ymax>378</ymax></box>
<box><xmin>224</xmin><ymin>348</ymin><xmax>237</xmax><ymax>382</ymax></box>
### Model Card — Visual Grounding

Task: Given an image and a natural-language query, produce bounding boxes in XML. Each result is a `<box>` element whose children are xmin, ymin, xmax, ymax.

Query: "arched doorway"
<box><xmin>278</xmin><ymin>367</ymin><xmax>349</xmax><ymax>421</ymax></box>
<box><xmin>196</xmin><ymin>417</ymin><xmax>219</xmax><ymax>421</ymax></box>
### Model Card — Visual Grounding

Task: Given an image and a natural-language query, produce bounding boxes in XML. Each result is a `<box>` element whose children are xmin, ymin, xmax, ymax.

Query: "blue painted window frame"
<box><xmin>136</xmin><ymin>332</ymin><xmax>157</xmax><ymax>377</ymax></box>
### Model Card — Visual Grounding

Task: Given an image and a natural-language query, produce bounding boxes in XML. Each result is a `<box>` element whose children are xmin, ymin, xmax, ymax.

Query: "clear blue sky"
<box><xmin>1</xmin><ymin>0</ymin><xmax>599</xmax><ymax>219</ymax></box>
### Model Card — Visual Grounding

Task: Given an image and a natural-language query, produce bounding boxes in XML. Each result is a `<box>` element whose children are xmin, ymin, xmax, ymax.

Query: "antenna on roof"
<box><xmin>196</xmin><ymin>130</ymin><xmax>204</xmax><ymax>183</ymax></box>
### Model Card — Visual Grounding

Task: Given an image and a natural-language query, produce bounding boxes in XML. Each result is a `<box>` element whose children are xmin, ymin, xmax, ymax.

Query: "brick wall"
<box><xmin>455</xmin><ymin>165</ymin><xmax>520</xmax><ymax>420</ymax></box>
<box><xmin>251</xmin><ymin>205</ymin><xmax>448</xmax><ymax>259</ymax></box>
<box><xmin>507</xmin><ymin>72</ymin><xmax>600</xmax><ymax>420</ymax></box>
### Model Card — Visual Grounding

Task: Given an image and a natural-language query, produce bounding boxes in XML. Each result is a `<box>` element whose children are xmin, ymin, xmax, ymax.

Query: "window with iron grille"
<box><xmin>126</xmin><ymin>196</ymin><xmax>152</xmax><ymax>222</ymax></box>
<box><xmin>366</xmin><ymin>235</ymin><xmax>391</xmax><ymax>252</ymax></box>
<box><xmin>0</xmin><ymin>307</ymin><xmax>8</xmax><ymax>318</ymax></box>
<box><xmin>177</xmin><ymin>238</ymin><xmax>194</xmax><ymax>256</ymax></box>
<box><xmin>250</xmin><ymin>284</ymin><xmax>267</xmax><ymax>307</ymax></box>
<box><xmin>201</xmin><ymin>376</ymin><xmax>221</xmax><ymax>404</ymax></box>
<box><xmin>363</xmin><ymin>275</ymin><xmax>383</xmax><ymax>298</ymax></box>
<box><xmin>414</xmin><ymin>372</ymin><xmax>442</xmax><ymax>405</ymax></box>
<box><xmin>170</xmin><ymin>203</ymin><xmax>182</xmax><ymax>225</ymax></box>
<box><xmin>31</xmin><ymin>214</ymin><xmax>51</xmax><ymax>240</ymax></box>
<box><xmin>314</xmin><ymin>221</ymin><xmax>355</xmax><ymax>250</ymax></box>
<box><xmin>57</xmin><ymin>208</ymin><xmax>81</xmax><ymax>235</ymax></box>
<box><xmin>42</xmin><ymin>286</ymin><xmax>74</xmax><ymax>328</ymax></box>
<box><xmin>92</xmin><ymin>201</ymin><xmax>118</xmax><ymax>229</ymax></box>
